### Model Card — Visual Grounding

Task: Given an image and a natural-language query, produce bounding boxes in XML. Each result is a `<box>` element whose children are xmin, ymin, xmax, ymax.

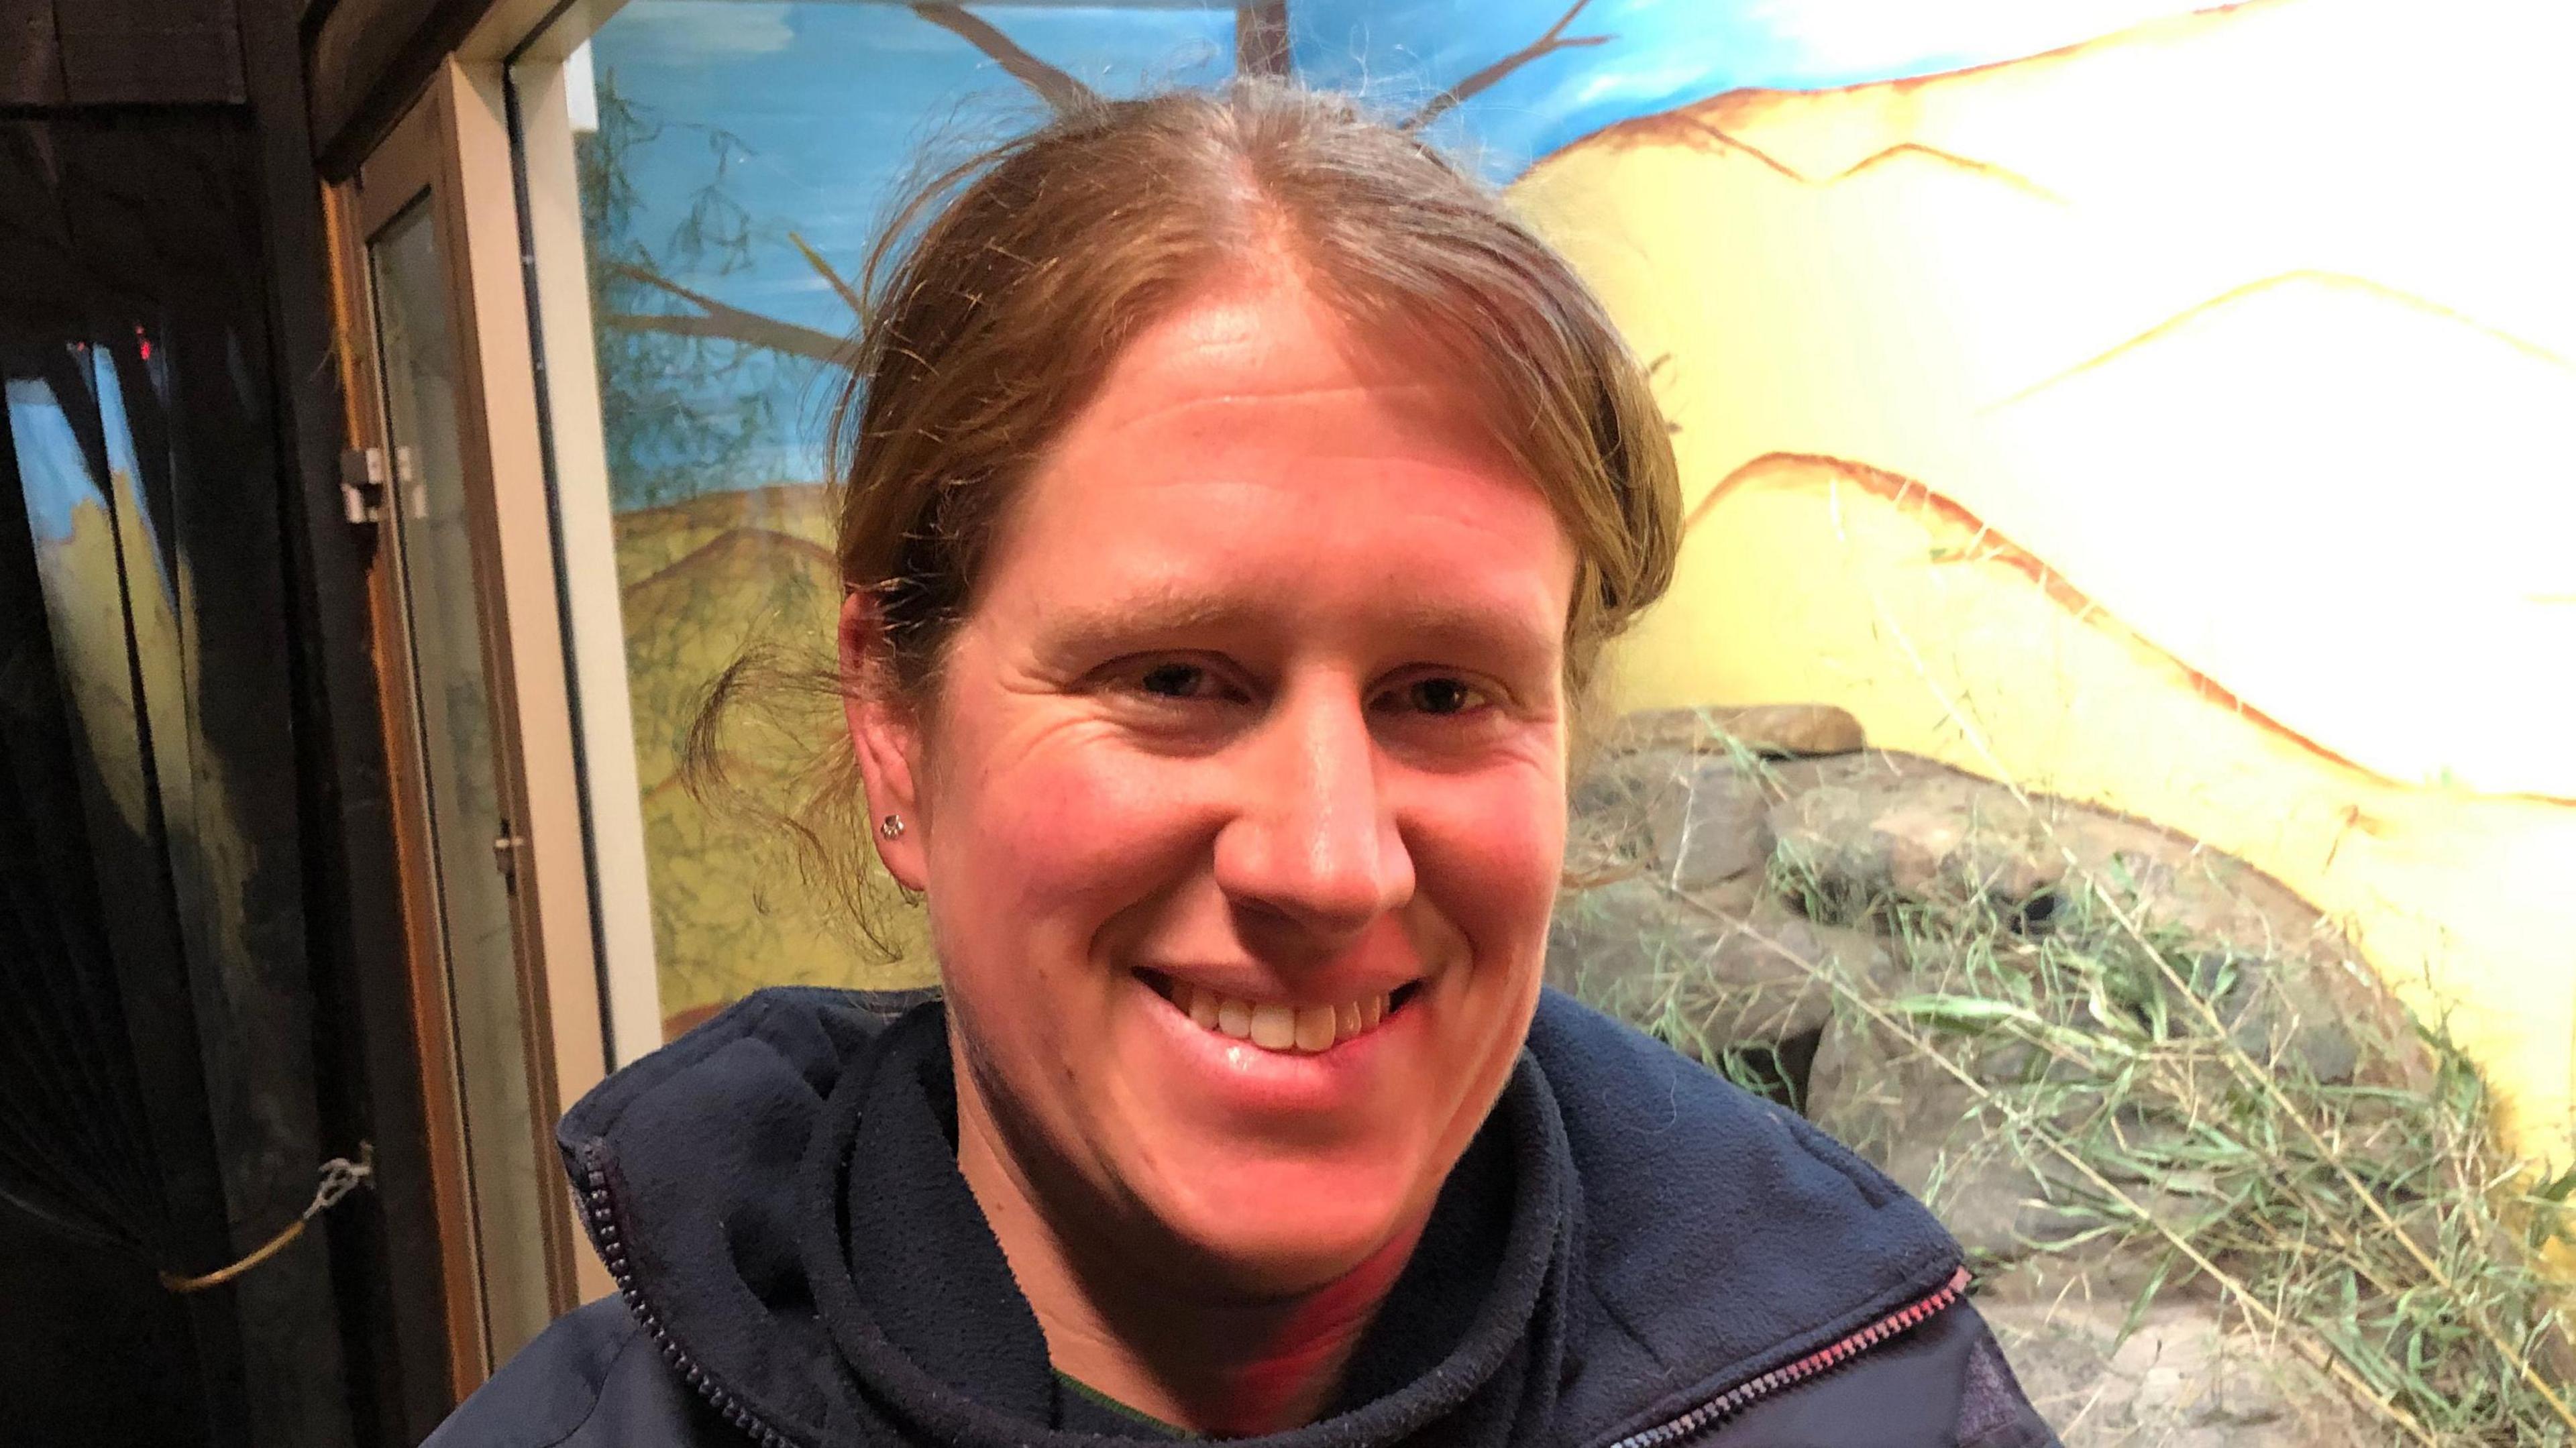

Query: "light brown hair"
<box><xmin>835</xmin><ymin>78</ymin><xmax>1680</xmax><ymax>705</ymax></box>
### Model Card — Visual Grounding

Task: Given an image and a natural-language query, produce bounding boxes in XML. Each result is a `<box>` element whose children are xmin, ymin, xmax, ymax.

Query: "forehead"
<box><xmin>1062</xmin><ymin>279</ymin><xmax>1503</xmax><ymax>462</ymax></box>
<box><xmin>981</xmin><ymin>281</ymin><xmax>1576</xmax><ymax>634</ymax></box>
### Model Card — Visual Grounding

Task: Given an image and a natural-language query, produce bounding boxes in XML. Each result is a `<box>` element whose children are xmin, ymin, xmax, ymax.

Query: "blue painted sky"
<box><xmin>7</xmin><ymin>377</ymin><xmax>97</xmax><ymax>545</ymax></box>
<box><xmin>580</xmin><ymin>0</ymin><xmax>2217</xmax><ymax>491</ymax></box>
<box><xmin>7</xmin><ymin>348</ymin><xmax>150</xmax><ymax>554</ymax></box>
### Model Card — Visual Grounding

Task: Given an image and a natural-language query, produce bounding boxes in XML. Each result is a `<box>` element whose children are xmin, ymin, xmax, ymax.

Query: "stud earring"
<box><xmin>878</xmin><ymin>814</ymin><xmax>906</xmax><ymax>840</ymax></box>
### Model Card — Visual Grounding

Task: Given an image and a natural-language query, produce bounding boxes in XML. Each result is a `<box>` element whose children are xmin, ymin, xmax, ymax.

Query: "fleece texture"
<box><xmin>428</xmin><ymin>987</ymin><xmax>2057</xmax><ymax>1448</ymax></box>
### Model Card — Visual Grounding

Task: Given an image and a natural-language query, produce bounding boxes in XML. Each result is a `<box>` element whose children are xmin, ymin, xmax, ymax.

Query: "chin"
<box><xmin>1146</xmin><ymin>1152</ymin><xmax>1429</xmax><ymax>1298</ymax></box>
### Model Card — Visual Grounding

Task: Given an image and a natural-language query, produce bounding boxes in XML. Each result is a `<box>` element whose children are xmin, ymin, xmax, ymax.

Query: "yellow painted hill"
<box><xmin>1510</xmin><ymin>0</ymin><xmax>2576</xmax><ymax>1160</ymax></box>
<box><xmin>613</xmin><ymin>484</ymin><xmax>932</xmax><ymax>1034</ymax></box>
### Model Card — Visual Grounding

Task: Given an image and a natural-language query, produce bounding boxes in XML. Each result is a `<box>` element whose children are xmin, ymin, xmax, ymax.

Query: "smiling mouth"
<box><xmin>1139</xmin><ymin>971</ymin><xmax>1422</xmax><ymax>1054</ymax></box>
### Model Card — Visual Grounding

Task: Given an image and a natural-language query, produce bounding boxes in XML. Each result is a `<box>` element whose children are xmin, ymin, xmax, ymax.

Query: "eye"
<box><xmin>1136</xmin><ymin>661</ymin><xmax>1214</xmax><ymax>698</ymax></box>
<box><xmin>1385</xmin><ymin>675</ymin><xmax>1489</xmax><ymax>716</ymax></box>
<box><xmin>1120</xmin><ymin>657</ymin><xmax>1250</xmax><ymax>705</ymax></box>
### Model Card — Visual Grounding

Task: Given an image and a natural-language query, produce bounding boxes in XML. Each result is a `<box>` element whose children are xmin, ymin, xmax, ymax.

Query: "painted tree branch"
<box><xmin>1403</xmin><ymin>0</ymin><xmax>1609</xmax><ymax>131</ymax></box>
<box><xmin>910</xmin><ymin>3</ymin><xmax>1099</xmax><ymax>115</ymax></box>
<box><xmin>604</xmin><ymin>261</ymin><xmax>849</xmax><ymax>366</ymax></box>
<box><xmin>790</xmin><ymin>231</ymin><xmax>867</xmax><ymax>321</ymax></box>
<box><xmin>1236</xmin><ymin>1</ymin><xmax>1291</xmax><ymax>77</ymax></box>
<box><xmin>605</xmin><ymin>2</ymin><xmax>1621</xmax><ymax>370</ymax></box>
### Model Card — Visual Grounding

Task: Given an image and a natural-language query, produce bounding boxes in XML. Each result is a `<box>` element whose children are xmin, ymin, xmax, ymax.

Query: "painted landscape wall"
<box><xmin>570</xmin><ymin>0</ymin><xmax>2576</xmax><ymax>1170</ymax></box>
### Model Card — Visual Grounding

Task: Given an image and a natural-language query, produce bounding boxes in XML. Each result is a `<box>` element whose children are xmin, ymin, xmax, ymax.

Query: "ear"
<box><xmin>840</xmin><ymin>589</ymin><xmax>930</xmax><ymax>893</ymax></box>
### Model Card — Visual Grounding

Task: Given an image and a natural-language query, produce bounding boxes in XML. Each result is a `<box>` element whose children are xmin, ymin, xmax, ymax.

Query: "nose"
<box><xmin>1211</xmin><ymin>681</ymin><xmax>1415</xmax><ymax>946</ymax></box>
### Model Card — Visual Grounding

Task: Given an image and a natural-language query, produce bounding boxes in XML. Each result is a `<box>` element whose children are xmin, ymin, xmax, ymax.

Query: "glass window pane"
<box><xmin>369</xmin><ymin>199</ymin><xmax>556</xmax><ymax>1361</ymax></box>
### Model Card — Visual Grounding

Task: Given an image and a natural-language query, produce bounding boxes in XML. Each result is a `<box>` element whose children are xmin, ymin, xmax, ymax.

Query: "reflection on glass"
<box><xmin>368</xmin><ymin>199</ymin><xmax>555</xmax><ymax>1361</ymax></box>
<box><xmin>85</xmin><ymin>346</ymin><xmax>211</xmax><ymax>954</ymax></box>
<box><xmin>5</xmin><ymin>374</ymin><xmax>152</xmax><ymax>837</ymax></box>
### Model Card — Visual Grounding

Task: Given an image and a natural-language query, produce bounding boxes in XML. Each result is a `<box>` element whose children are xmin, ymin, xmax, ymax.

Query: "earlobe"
<box><xmin>840</xmin><ymin>590</ymin><xmax>930</xmax><ymax>892</ymax></box>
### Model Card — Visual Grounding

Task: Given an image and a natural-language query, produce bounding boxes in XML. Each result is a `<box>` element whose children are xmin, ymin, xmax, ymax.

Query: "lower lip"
<box><xmin>1131</xmin><ymin>974</ymin><xmax>1417</xmax><ymax>1115</ymax></box>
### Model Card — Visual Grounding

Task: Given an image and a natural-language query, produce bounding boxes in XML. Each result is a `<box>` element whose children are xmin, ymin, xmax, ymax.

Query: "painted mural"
<box><xmin>573</xmin><ymin>0</ymin><xmax>2576</xmax><ymax>1186</ymax></box>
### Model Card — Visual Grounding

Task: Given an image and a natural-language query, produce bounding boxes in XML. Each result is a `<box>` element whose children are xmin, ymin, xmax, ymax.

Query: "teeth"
<box><xmin>1164</xmin><ymin>981</ymin><xmax>1398</xmax><ymax>1054</ymax></box>
<box><xmin>1250</xmin><ymin>1003</ymin><xmax>1297</xmax><ymax>1050</ymax></box>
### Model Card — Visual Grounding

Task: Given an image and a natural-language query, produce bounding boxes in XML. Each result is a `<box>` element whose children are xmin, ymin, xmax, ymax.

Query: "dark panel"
<box><xmin>0</xmin><ymin>123</ymin><xmax>245</xmax><ymax>1448</ymax></box>
<box><xmin>52</xmin><ymin>0</ymin><xmax>246</xmax><ymax>107</ymax></box>
<box><xmin>0</xmin><ymin>0</ymin><xmax>64</xmax><ymax>107</ymax></box>
<box><xmin>306</xmin><ymin>0</ymin><xmax>498</xmax><ymax>180</ymax></box>
<box><xmin>71</xmin><ymin>121</ymin><xmax>357</xmax><ymax>1448</ymax></box>
<box><xmin>0</xmin><ymin>1188</ymin><xmax>204</xmax><ymax>1447</ymax></box>
<box><xmin>241</xmin><ymin>0</ymin><xmax>462</xmax><ymax>1433</ymax></box>
<box><xmin>0</xmin><ymin>113</ymin><xmax>357</xmax><ymax>1448</ymax></box>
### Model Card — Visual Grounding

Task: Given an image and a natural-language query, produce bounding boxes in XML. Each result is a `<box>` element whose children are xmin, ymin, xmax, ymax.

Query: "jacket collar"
<box><xmin>790</xmin><ymin>1002</ymin><xmax>1573</xmax><ymax>1447</ymax></box>
<box><xmin>558</xmin><ymin>987</ymin><xmax>1957</xmax><ymax>1448</ymax></box>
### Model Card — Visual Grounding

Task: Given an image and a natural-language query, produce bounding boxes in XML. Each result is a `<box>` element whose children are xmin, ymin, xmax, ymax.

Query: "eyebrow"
<box><xmin>1034</xmin><ymin>586</ymin><xmax>1252</xmax><ymax>656</ymax></box>
<box><xmin>1032</xmin><ymin>583</ymin><xmax>1561</xmax><ymax>675</ymax></box>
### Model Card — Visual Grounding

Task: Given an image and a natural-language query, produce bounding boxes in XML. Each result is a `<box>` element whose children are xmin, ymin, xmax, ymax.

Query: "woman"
<box><xmin>433</xmin><ymin>82</ymin><xmax>2057</xmax><ymax>1447</ymax></box>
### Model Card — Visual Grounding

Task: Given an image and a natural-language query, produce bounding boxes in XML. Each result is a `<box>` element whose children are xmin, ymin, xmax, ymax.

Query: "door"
<box><xmin>327</xmin><ymin>64</ymin><xmax>614</xmax><ymax>1392</ymax></box>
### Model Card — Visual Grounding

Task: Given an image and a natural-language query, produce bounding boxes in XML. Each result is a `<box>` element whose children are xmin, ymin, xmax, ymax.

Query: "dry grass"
<box><xmin>1558</xmin><ymin>745</ymin><xmax>2576</xmax><ymax>1445</ymax></box>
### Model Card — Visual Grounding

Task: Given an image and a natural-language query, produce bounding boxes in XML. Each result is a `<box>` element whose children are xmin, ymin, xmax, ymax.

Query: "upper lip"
<box><xmin>1132</xmin><ymin>964</ymin><xmax>1419</xmax><ymax>1007</ymax></box>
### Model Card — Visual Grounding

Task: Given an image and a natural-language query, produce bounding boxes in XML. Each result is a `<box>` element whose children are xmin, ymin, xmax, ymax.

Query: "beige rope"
<box><xmin>160</xmin><ymin>1146</ymin><xmax>374</xmax><ymax>1294</ymax></box>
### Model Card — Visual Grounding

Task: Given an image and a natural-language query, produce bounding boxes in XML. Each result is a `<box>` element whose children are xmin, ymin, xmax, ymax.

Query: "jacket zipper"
<box><xmin>580</xmin><ymin>1142</ymin><xmax>796</xmax><ymax>1447</ymax></box>
<box><xmin>1601</xmin><ymin>1266</ymin><xmax>1972</xmax><ymax>1448</ymax></box>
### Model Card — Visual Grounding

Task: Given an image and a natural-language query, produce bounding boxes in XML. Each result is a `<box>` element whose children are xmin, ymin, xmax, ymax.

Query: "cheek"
<box><xmin>1409</xmin><ymin>765</ymin><xmax>1568</xmax><ymax>954</ymax></box>
<box><xmin>928</xmin><ymin>726</ymin><xmax>1211</xmax><ymax>952</ymax></box>
<box><xmin>926</xmin><ymin>740</ymin><xmax>1195</xmax><ymax>1095</ymax></box>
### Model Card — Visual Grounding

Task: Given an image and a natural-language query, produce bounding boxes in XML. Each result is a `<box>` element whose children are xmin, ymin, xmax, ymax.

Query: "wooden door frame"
<box><xmin>496</xmin><ymin>3</ymin><xmax>669</xmax><ymax>1071</ymax></box>
<box><xmin>321</xmin><ymin>58</ymin><xmax>615</xmax><ymax>1397</ymax></box>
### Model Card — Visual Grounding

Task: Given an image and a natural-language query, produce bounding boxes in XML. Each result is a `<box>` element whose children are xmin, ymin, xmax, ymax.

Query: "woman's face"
<box><xmin>852</xmin><ymin>278</ymin><xmax>1575</xmax><ymax>1297</ymax></box>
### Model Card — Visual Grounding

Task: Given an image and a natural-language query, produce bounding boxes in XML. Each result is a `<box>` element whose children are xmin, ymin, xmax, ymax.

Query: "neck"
<box><xmin>953</xmin><ymin>1063</ymin><xmax>1423</xmax><ymax>1436</ymax></box>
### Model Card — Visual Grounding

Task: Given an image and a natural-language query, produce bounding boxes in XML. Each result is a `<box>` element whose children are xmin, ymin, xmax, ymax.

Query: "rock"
<box><xmin>1570</xmin><ymin>742</ymin><xmax>2414</xmax><ymax>1098</ymax></box>
<box><xmin>1807</xmin><ymin>997</ymin><xmax>2110</xmax><ymax>1266</ymax></box>
<box><xmin>1975</xmin><ymin>1278</ymin><xmax>2369</xmax><ymax>1447</ymax></box>
<box><xmin>1766</xmin><ymin>759</ymin><xmax>2065</xmax><ymax>915</ymax></box>
<box><xmin>1597</xmin><ymin>703</ymin><xmax>1866</xmax><ymax>760</ymax></box>
<box><xmin>1648</xmin><ymin>763</ymin><xmax>1774</xmax><ymax>891</ymax></box>
<box><xmin>2186</xmin><ymin>950</ymin><xmax>2365</xmax><ymax>1087</ymax></box>
<box><xmin>1548</xmin><ymin>877</ymin><xmax>1886</xmax><ymax>1068</ymax></box>
<box><xmin>1566</xmin><ymin>744</ymin><xmax>1773</xmax><ymax>892</ymax></box>
<box><xmin>1760</xmin><ymin>752</ymin><xmax>2418</xmax><ymax>1087</ymax></box>
<box><xmin>1564</xmin><ymin>747</ymin><xmax>1688</xmax><ymax>884</ymax></box>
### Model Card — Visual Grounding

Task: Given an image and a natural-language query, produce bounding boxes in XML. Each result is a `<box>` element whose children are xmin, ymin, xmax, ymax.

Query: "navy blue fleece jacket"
<box><xmin>427</xmin><ymin>988</ymin><xmax>2056</xmax><ymax>1448</ymax></box>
